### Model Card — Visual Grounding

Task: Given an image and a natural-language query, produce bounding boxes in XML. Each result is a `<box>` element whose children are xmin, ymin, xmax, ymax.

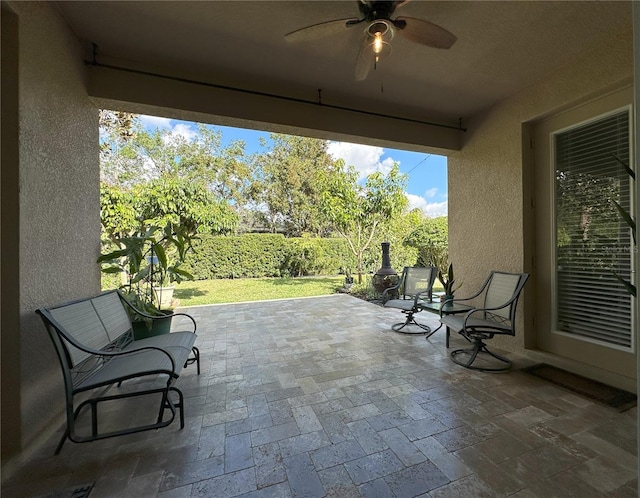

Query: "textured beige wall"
<box><xmin>448</xmin><ymin>29</ymin><xmax>633</xmax><ymax>361</ymax></box>
<box><xmin>6</xmin><ymin>1</ymin><xmax>100</xmax><ymax>457</ymax></box>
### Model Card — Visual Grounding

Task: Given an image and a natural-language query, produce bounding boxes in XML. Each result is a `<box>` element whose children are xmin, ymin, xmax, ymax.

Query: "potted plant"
<box><xmin>437</xmin><ymin>263</ymin><xmax>456</xmax><ymax>304</ymax></box>
<box><xmin>98</xmin><ymin>225</ymin><xmax>195</xmax><ymax>338</ymax></box>
<box><xmin>344</xmin><ymin>269</ymin><xmax>354</xmax><ymax>290</ymax></box>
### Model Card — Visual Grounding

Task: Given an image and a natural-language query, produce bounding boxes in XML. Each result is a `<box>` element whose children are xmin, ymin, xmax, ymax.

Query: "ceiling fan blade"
<box><xmin>354</xmin><ymin>35</ymin><xmax>373</xmax><ymax>81</ymax></box>
<box><xmin>394</xmin><ymin>16</ymin><xmax>457</xmax><ymax>49</ymax></box>
<box><xmin>285</xmin><ymin>18</ymin><xmax>360</xmax><ymax>42</ymax></box>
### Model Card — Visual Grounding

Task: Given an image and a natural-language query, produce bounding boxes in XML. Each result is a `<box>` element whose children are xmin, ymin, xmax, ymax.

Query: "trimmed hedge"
<box><xmin>183</xmin><ymin>234</ymin><xmax>359</xmax><ymax>279</ymax></box>
<box><xmin>183</xmin><ymin>233</ymin><xmax>420</xmax><ymax>280</ymax></box>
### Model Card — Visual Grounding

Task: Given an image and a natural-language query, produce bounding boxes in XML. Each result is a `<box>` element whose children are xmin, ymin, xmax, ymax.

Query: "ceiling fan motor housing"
<box><xmin>360</xmin><ymin>1</ymin><xmax>400</xmax><ymax>22</ymax></box>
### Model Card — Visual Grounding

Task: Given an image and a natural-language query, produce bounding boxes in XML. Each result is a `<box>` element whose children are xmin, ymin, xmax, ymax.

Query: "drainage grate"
<box><xmin>34</xmin><ymin>482</ymin><xmax>94</xmax><ymax>498</ymax></box>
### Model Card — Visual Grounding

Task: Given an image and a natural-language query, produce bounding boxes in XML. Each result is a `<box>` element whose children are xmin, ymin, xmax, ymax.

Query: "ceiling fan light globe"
<box><xmin>369</xmin><ymin>40</ymin><xmax>392</xmax><ymax>60</ymax></box>
<box><xmin>373</xmin><ymin>33</ymin><xmax>384</xmax><ymax>54</ymax></box>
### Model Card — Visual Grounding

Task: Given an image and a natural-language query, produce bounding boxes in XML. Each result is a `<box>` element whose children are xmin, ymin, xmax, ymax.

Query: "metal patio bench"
<box><xmin>36</xmin><ymin>290</ymin><xmax>200</xmax><ymax>454</ymax></box>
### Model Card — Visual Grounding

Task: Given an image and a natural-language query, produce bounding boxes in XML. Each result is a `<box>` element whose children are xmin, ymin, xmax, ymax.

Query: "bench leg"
<box><xmin>157</xmin><ymin>390</ymin><xmax>170</xmax><ymax>425</ymax></box>
<box><xmin>185</xmin><ymin>346</ymin><xmax>200</xmax><ymax>375</ymax></box>
<box><xmin>170</xmin><ymin>387</ymin><xmax>185</xmax><ymax>429</ymax></box>
<box><xmin>157</xmin><ymin>387</ymin><xmax>185</xmax><ymax>429</ymax></box>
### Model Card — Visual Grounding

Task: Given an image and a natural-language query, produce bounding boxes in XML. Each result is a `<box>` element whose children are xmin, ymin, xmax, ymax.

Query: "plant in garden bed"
<box><xmin>344</xmin><ymin>268</ymin><xmax>354</xmax><ymax>286</ymax></box>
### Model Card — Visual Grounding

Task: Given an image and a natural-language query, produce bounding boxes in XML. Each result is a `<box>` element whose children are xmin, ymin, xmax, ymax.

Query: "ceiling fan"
<box><xmin>285</xmin><ymin>0</ymin><xmax>457</xmax><ymax>81</ymax></box>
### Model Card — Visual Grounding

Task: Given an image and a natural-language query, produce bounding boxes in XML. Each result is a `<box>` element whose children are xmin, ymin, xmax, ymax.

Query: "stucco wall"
<box><xmin>448</xmin><ymin>29</ymin><xmax>633</xmax><ymax>356</ymax></box>
<box><xmin>8</xmin><ymin>1</ymin><xmax>100</xmax><ymax>456</ymax></box>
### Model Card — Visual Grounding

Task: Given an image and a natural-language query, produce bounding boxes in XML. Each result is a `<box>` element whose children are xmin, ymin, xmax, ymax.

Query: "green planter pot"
<box><xmin>132</xmin><ymin>310</ymin><xmax>173</xmax><ymax>340</ymax></box>
<box><xmin>441</xmin><ymin>294</ymin><xmax>455</xmax><ymax>308</ymax></box>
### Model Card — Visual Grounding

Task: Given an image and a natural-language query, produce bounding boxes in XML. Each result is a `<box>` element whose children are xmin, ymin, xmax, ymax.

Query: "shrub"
<box><xmin>181</xmin><ymin>233</ymin><xmax>423</xmax><ymax>280</ymax></box>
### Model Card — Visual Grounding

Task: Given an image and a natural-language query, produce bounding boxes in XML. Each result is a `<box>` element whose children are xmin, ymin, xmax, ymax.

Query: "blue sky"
<box><xmin>139</xmin><ymin>114</ymin><xmax>448</xmax><ymax>217</ymax></box>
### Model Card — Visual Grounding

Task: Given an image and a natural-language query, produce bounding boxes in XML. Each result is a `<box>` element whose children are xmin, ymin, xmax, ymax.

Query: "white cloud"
<box><xmin>139</xmin><ymin>115</ymin><xmax>198</xmax><ymax>142</ymax></box>
<box><xmin>170</xmin><ymin>123</ymin><xmax>198</xmax><ymax>141</ymax></box>
<box><xmin>406</xmin><ymin>193</ymin><xmax>448</xmax><ymax>217</ymax></box>
<box><xmin>139</xmin><ymin>114</ymin><xmax>173</xmax><ymax>129</ymax></box>
<box><xmin>327</xmin><ymin>142</ymin><xmax>398</xmax><ymax>179</ymax></box>
<box><xmin>424</xmin><ymin>187</ymin><xmax>438</xmax><ymax>199</ymax></box>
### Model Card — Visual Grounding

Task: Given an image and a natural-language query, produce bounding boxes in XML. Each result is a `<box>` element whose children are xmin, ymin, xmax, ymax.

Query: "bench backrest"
<box><xmin>39</xmin><ymin>291</ymin><xmax>133</xmax><ymax>368</ymax></box>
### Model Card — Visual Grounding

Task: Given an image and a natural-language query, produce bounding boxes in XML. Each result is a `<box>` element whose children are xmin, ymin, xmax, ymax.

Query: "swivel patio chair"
<box><xmin>382</xmin><ymin>266</ymin><xmax>437</xmax><ymax>334</ymax></box>
<box><xmin>440</xmin><ymin>271</ymin><xmax>529</xmax><ymax>371</ymax></box>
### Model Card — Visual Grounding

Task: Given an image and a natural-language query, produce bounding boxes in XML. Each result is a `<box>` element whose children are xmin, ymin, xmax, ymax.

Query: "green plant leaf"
<box><xmin>153</xmin><ymin>243</ymin><xmax>168</xmax><ymax>270</ymax></box>
<box><xmin>612</xmin><ymin>199</ymin><xmax>636</xmax><ymax>244</ymax></box>
<box><xmin>97</xmin><ymin>248</ymin><xmax>128</xmax><ymax>263</ymax></box>
<box><xmin>612</xmin><ymin>271</ymin><xmax>637</xmax><ymax>297</ymax></box>
<box><xmin>131</xmin><ymin>265</ymin><xmax>151</xmax><ymax>284</ymax></box>
<box><xmin>101</xmin><ymin>266</ymin><xmax>124</xmax><ymax>274</ymax></box>
<box><xmin>172</xmin><ymin>267</ymin><xmax>194</xmax><ymax>280</ymax></box>
<box><xmin>612</xmin><ymin>153</ymin><xmax>635</xmax><ymax>180</ymax></box>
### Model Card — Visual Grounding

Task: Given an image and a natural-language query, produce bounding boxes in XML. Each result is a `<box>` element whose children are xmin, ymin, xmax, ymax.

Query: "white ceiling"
<box><xmin>56</xmin><ymin>1</ymin><xmax>632</xmax><ymax>128</ymax></box>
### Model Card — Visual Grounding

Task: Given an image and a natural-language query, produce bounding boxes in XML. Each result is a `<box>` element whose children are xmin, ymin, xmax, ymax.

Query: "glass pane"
<box><xmin>555</xmin><ymin>111</ymin><xmax>632</xmax><ymax>348</ymax></box>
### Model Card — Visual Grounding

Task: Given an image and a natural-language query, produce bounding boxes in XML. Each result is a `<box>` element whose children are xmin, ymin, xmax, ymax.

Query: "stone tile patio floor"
<box><xmin>3</xmin><ymin>294</ymin><xmax>637</xmax><ymax>497</ymax></box>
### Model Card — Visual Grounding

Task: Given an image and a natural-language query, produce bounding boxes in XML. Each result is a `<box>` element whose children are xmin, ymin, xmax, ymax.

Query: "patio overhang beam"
<box><xmin>86</xmin><ymin>63</ymin><xmax>463</xmax><ymax>154</ymax></box>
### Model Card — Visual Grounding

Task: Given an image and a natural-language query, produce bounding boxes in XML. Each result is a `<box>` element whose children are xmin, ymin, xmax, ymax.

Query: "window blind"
<box><xmin>554</xmin><ymin>110</ymin><xmax>633</xmax><ymax>348</ymax></box>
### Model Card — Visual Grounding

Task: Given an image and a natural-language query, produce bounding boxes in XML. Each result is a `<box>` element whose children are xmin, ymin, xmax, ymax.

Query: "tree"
<box><xmin>250</xmin><ymin>134</ymin><xmax>337</xmax><ymax>236</ymax></box>
<box><xmin>100</xmin><ymin>183</ymin><xmax>138</xmax><ymax>244</ymax></box>
<box><xmin>405</xmin><ymin>215</ymin><xmax>449</xmax><ymax>272</ymax></box>
<box><xmin>134</xmin><ymin>124</ymin><xmax>251</xmax><ymax>205</ymax></box>
<box><xmin>136</xmin><ymin>175</ymin><xmax>238</xmax><ymax>236</ymax></box>
<box><xmin>100</xmin><ymin>115</ymin><xmax>251</xmax><ymax>209</ymax></box>
<box><xmin>318</xmin><ymin>162</ymin><xmax>408</xmax><ymax>283</ymax></box>
<box><xmin>100</xmin><ymin>176</ymin><xmax>238</xmax><ymax>245</ymax></box>
<box><xmin>100</xmin><ymin>110</ymin><xmax>144</xmax><ymax>187</ymax></box>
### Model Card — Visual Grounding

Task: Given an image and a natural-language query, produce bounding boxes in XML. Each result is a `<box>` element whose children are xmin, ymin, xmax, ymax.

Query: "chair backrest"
<box><xmin>400</xmin><ymin>266</ymin><xmax>437</xmax><ymax>301</ymax></box>
<box><xmin>483</xmin><ymin>271</ymin><xmax>529</xmax><ymax>323</ymax></box>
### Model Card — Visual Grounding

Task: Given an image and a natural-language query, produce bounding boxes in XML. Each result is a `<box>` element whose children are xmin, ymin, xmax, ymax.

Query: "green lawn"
<box><xmin>173</xmin><ymin>275</ymin><xmax>445</xmax><ymax>307</ymax></box>
<box><xmin>173</xmin><ymin>275</ymin><xmax>346</xmax><ymax>306</ymax></box>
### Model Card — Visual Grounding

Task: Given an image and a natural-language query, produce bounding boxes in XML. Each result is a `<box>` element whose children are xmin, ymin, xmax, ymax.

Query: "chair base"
<box><xmin>392</xmin><ymin>315</ymin><xmax>431</xmax><ymax>335</ymax></box>
<box><xmin>450</xmin><ymin>339</ymin><xmax>512</xmax><ymax>372</ymax></box>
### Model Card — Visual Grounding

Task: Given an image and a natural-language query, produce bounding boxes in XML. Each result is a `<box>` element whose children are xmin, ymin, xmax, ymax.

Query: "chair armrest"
<box><xmin>382</xmin><ymin>280</ymin><xmax>403</xmax><ymax>304</ymax></box>
<box><xmin>413</xmin><ymin>288</ymin><xmax>432</xmax><ymax>306</ymax></box>
<box><xmin>458</xmin><ymin>307</ymin><xmax>511</xmax><ymax>332</ymax></box>
<box><xmin>460</xmin><ymin>291</ymin><xmax>522</xmax><ymax>319</ymax></box>
<box><xmin>381</xmin><ymin>287</ymin><xmax>394</xmax><ymax>304</ymax></box>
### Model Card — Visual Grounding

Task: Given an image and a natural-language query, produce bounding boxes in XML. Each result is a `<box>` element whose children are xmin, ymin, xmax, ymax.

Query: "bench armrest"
<box><xmin>53</xmin><ymin>321</ymin><xmax>178</xmax><ymax>374</ymax></box>
<box><xmin>118</xmin><ymin>290</ymin><xmax>196</xmax><ymax>333</ymax></box>
<box><xmin>167</xmin><ymin>312</ymin><xmax>196</xmax><ymax>333</ymax></box>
